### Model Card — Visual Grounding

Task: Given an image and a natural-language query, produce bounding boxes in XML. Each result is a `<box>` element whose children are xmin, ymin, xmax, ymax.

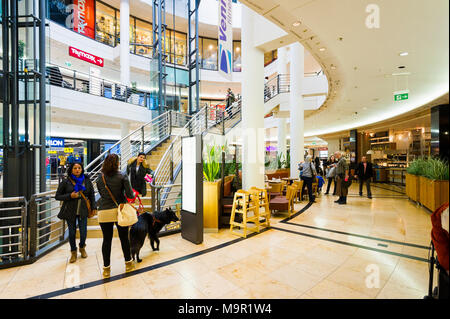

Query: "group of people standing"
<box><xmin>299</xmin><ymin>151</ymin><xmax>374</xmax><ymax>206</ymax></box>
<box><xmin>323</xmin><ymin>152</ymin><xmax>373</xmax><ymax>205</ymax></box>
<box><xmin>55</xmin><ymin>152</ymin><xmax>153</xmax><ymax>278</ymax></box>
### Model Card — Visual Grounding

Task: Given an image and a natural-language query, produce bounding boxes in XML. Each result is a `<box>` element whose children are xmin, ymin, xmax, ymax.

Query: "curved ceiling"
<box><xmin>240</xmin><ymin>0</ymin><xmax>449</xmax><ymax>136</ymax></box>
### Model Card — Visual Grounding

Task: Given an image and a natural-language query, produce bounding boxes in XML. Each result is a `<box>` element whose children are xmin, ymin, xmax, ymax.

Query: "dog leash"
<box><xmin>152</xmin><ymin>215</ymin><xmax>162</xmax><ymax>226</ymax></box>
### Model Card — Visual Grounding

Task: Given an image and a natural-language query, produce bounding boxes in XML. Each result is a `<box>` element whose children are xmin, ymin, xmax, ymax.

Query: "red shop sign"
<box><xmin>69</xmin><ymin>47</ymin><xmax>104</xmax><ymax>67</ymax></box>
<box><xmin>73</xmin><ymin>0</ymin><xmax>95</xmax><ymax>39</ymax></box>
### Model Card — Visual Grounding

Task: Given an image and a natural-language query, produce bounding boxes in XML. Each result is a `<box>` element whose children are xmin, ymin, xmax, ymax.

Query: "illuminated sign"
<box><xmin>46</xmin><ymin>138</ymin><xmax>65</xmax><ymax>148</ymax></box>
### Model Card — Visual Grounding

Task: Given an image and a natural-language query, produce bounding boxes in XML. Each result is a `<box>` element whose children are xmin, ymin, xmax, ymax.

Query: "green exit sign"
<box><xmin>394</xmin><ymin>93</ymin><xmax>409</xmax><ymax>101</ymax></box>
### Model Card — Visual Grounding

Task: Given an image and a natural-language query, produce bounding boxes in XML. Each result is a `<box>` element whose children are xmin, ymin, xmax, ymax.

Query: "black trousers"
<box><xmin>326</xmin><ymin>177</ymin><xmax>336</xmax><ymax>194</ymax></box>
<box><xmin>99</xmin><ymin>222</ymin><xmax>131</xmax><ymax>267</ymax></box>
<box><xmin>359</xmin><ymin>178</ymin><xmax>372</xmax><ymax>196</ymax></box>
<box><xmin>301</xmin><ymin>176</ymin><xmax>315</xmax><ymax>202</ymax></box>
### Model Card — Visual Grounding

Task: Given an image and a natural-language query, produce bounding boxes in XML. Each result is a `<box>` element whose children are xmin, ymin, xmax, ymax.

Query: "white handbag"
<box><xmin>117</xmin><ymin>203</ymin><xmax>138</xmax><ymax>227</ymax></box>
<box><xmin>102</xmin><ymin>174</ymin><xmax>138</xmax><ymax>227</ymax></box>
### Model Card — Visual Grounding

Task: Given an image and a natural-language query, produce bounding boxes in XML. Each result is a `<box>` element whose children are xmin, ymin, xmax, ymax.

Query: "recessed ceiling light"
<box><xmin>319</xmin><ymin>48</ymin><xmax>326</xmax><ymax>52</ymax></box>
<box><xmin>330</xmin><ymin>65</ymin><xmax>336</xmax><ymax>70</ymax></box>
<box><xmin>399</xmin><ymin>52</ymin><xmax>409</xmax><ymax>56</ymax></box>
<box><xmin>398</xmin><ymin>65</ymin><xmax>406</xmax><ymax>69</ymax></box>
<box><xmin>292</xmin><ymin>21</ymin><xmax>301</xmax><ymax>27</ymax></box>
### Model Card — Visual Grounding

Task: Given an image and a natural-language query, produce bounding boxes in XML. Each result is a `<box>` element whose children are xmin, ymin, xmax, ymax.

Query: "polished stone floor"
<box><xmin>0</xmin><ymin>184</ymin><xmax>434</xmax><ymax>299</ymax></box>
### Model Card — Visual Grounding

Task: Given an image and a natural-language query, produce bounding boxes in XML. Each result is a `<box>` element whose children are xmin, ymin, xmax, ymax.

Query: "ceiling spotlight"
<box><xmin>319</xmin><ymin>48</ymin><xmax>326</xmax><ymax>52</ymax></box>
<box><xmin>330</xmin><ymin>65</ymin><xmax>336</xmax><ymax>70</ymax></box>
<box><xmin>399</xmin><ymin>52</ymin><xmax>409</xmax><ymax>56</ymax></box>
<box><xmin>292</xmin><ymin>21</ymin><xmax>301</xmax><ymax>27</ymax></box>
<box><xmin>398</xmin><ymin>65</ymin><xmax>406</xmax><ymax>69</ymax></box>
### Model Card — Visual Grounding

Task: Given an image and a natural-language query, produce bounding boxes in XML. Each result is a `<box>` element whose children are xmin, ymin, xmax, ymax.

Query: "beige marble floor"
<box><xmin>0</xmin><ymin>184</ymin><xmax>435</xmax><ymax>299</ymax></box>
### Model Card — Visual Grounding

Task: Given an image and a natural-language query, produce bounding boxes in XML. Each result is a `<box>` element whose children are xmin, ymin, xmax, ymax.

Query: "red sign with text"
<box><xmin>73</xmin><ymin>0</ymin><xmax>95</xmax><ymax>39</ymax></box>
<box><xmin>69</xmin><ymin>46</ymin><xmax>104</xmax><ymax>67</ymax></box>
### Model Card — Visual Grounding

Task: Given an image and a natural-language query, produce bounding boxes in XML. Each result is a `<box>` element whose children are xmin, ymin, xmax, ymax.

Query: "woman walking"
<box><xmin>127</xmin><ymin>152</ymin><xmax>153</xmax><ymax>196</ymax></box>
<box><xmin>324</xmin><ymin>155</ymin><xmax>337</xmax><ymax>195</ymax></box>
<box><xmin>96</xmin><ymin>154</ymin><xmax>135</xmax><ymax>278</ymax></box>
<box><xmin>299</xmin><ymin>155</ymin><xmax>317</xmax><ymax>203</ymax></box>
<box><xmin>56</xmin><ymin>163</ymin><xmax>96</xmax><ymax>263</ymax></box>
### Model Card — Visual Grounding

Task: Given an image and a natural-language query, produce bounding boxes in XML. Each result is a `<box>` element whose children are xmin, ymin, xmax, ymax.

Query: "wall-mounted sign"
<box><xmin>69</xmin><ymin>46</ymin><xmax>104</xmax><ymax>67</ymax></box>
<box><xmin>218</xmin><ymin>0</ymin><xmax>233</xmax><ymax>81</ymax></box>
<box><xmin>64</xmin><ymin>148</ymin><xmax>74</xmax><ymax>153</ymax></box>
<box><xmin>73</xmin><ymin>0</ymin><xmax>95</xmax><ymax>39</ymax></box>
<box><xmin>46</xmin><ymin>137</ymin><xmax>65</xmax><ymax>148</ymax></box>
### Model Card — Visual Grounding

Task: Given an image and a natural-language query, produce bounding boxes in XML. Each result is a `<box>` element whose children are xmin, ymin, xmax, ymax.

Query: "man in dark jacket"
<box><xmin>355</xmin><ymin>156</ymin><xmax>373</xmax><ymax>199</ymax></box>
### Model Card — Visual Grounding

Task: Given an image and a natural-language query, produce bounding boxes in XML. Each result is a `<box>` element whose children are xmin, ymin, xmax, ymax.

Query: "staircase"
<box><xmin>76</xmin><ymin>100</ymin><xmax>242</xmax><ymax>238</ymax></box>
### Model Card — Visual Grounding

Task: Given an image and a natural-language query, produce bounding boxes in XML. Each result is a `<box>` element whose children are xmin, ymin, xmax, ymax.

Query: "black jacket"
<box><xmin>356</xmin><ymin>162</ymin><xmax>373</xmax><ymax>180</ymax></box>
<box><xmin>126</xmin><ymin>160</ymin><xmax>153</xmax><ymax>196</ymax></box>
<box><xmin>95</xmin><ymin>172</ymin><xmax>134</xmax><ymax>210</ymax></box>
<box><xmin>55</xmin><ymin>174</ymin><xmax>96</xmax><ymax>222</ymax></box>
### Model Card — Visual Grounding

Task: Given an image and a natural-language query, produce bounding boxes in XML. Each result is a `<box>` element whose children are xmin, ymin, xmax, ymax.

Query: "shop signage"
<box><xmin>218</xmin><ymin>0</ymin><xmax>233</xmax><ymax>81</ymax></box>
<box><xmin>48</xmin><ymin>150</ymin><xmax>57</xmax><ymax>154</ymax></box>
<box><xmin>64</xmin><ymin>148</ymin><xmax>74</xmax><ymax>153</ymax></box>
<box><xmin>69</xmin><ymin>46</ymin><xmax>104</xmax><ymax>67</ymax></box>
<box><xmin>394</xmin><ymin>93</ymin><xmax>409</xmax><ymax>101</ymax></box>
<box><xmin>73</xmin><ymin>0</ymin><xmax>95</xmax><ymax>39</ymax></box>
<box><xmin>46</xmin><ymin>138</ymin><xmax>65</xmax><ymax>148</ymax></box>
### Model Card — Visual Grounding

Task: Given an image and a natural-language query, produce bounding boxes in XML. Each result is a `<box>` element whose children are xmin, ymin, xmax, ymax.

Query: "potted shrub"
<box><xmin>405</xmin><ymin>158</ymin><xmax>425</xmax><ymax>202</ymax></box>
<box><xmin>202</xmin><ymin>143</ymin><xmax>221</xmax><ymax>232</ymax></box>
<box><xmin>420</xmin><ymin>158</ymin><xmax>449</xmax><ymax>212</ymax></box>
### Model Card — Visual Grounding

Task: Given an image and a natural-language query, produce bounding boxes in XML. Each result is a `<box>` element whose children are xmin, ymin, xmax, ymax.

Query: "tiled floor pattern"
<box><xmin>0</xmin><ymin>184</ymin><xmax>434</xmax><ymax>299</ymax></box>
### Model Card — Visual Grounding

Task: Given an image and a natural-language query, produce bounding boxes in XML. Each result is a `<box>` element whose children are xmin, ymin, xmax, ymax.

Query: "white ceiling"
<box><xmin>240</xmin><ymin>0</ymin><xmax>449</xmax><ymax>136</ymax></box>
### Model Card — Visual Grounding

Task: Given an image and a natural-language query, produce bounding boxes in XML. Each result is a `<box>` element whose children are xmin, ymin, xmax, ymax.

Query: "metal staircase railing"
<box><xmin>151</xmin><ymin>98</ymin><xmax>242</xmax><ymax>218</ymax></box>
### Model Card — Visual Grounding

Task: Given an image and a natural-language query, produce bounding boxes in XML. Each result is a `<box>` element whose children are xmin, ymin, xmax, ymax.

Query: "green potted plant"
<box><xmin>405</xmin><ymin>158</ymin><xmax>425</xmax><ymax>202</ymax></box>
<box><xmin>419</xmin><ymin>158</ymin><xmax>449</xmax><ymax>211</ymax></box>
<box><xmin>202</xmin><ymin>143</ymin><xmax>221</xmax><ymax>232</ymax></box>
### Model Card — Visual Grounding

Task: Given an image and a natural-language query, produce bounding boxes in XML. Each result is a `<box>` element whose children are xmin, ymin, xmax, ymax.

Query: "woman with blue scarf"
<box><xmin>56</xmin><ymin>163</ymin><xmax>96</xmax><ymax>263</ymax></box>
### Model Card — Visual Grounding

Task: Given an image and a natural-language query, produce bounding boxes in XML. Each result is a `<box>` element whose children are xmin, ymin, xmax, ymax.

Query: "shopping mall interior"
<box><xmin>0</xmin><ymin>0</ymin><xmax>448</xmax><ymax>303</ymax></box>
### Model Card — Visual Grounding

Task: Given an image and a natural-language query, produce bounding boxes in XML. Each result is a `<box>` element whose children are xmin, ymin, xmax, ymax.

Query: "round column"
<box><xmin>289</xmin><ymin>42</ymin><xmax>305</xmax><ymax>178</ymax></box>
<box><xmin>241</xmin><ymin>5</ymin><xmax>265</xmax><ymax>189</ymax></box>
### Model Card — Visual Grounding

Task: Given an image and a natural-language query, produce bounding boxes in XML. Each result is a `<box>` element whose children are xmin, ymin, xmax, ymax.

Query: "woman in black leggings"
<box><xmin>96</xmin><ymin>154</ymin><xmax>135</xmax><ymax>278</ymax></box>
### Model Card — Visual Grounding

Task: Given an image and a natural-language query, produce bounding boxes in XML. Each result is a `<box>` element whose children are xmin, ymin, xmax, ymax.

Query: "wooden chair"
<box><xmin>292</xmin><ymin>180</ymin><xmax>304</xmax><ymax>202</ymax></box>
<box><xmin>267</xmin><ymin>182</ymin><xmax>282</xmax><ymax>200</ymax></box>
<box><xmin>269</xmin><ymin>185</ymin><xmax>298</xmax><ymax>218</ymax></box>
<box><xmin>229</xmin><ymin>190</ymin><xmax>260</xmax><ymax>238</ymax></box>
<box><xmin>250</xmin><ymin>187</ymin><xmax>271</xmax><ymax>228</ymax></box>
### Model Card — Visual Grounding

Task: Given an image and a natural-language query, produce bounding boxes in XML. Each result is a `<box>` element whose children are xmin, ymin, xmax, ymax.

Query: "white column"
<box><xmin>120</xmin><ymin>0</ymin><xmax>131</xmax><ymax>86</ymax></box>
<box><xmin>277</xmin><ymin>118</ymin><xmax>287</xmax><ymax>157</ymax></box>
<box><xmin>241</xmin><ymin>6</ymin><xmax>265</xmax><ymax>190</ymax></box>
<box><xmin>289</xmin><ymin>42</ymin><xmax>305</xmax><ymax>178</ymax></box>
<box><xmin>120</xmin><ymin>122</ymin><xmax>131</xmax><ymax>171</ymax></box>
<box><xmin>277</xmin><ymin>46</ymin><xmax>288</xmax><ymax>75</ymax></box>
<box><xmin>276</xmin><ymin>46</ymin><xmax>288</xmax><ymax>158</ymax></box>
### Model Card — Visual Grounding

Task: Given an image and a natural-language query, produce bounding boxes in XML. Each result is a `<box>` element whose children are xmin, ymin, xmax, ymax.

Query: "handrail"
<box><xmin>85</xmin><ymin>111</ymin><xmax>169</xmax><ymax>172</ymax></box>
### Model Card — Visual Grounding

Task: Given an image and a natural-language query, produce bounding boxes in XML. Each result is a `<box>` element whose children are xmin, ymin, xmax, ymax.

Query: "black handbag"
<box><xmin>57</xmin><ymin>201</ymin><xmax>70</xmax><ymax>220</ymax></box>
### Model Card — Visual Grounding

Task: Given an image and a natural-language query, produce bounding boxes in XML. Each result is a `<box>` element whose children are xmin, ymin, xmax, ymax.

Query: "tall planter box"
<box><xmin>405</xmin><ymin>173</ymin><xmax>420</xmax><ymax>203</ymax></box>
<box><xmin>203</xmin><ymin>181</ymin><xmax>221</xmax><ymax>232</ymax></box>
<box><xmin>419</xmin><ymin>176</ymin><xmax>449</xmax><ymax>212</ymax></box>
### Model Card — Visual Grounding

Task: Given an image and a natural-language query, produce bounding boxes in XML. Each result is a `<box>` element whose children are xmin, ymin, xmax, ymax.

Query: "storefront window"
<box><xmin>134</xmin><ymin>19</ymin><xmax>152</xmax><ymax>57</ymax></box>
<box><xmin>95</xmin><ymin>1</ymin><xmax>117</xmax><ymax>46</ymax></box>
<box><xmin>48</xmin><ymin>0</ymin><xmax>73</xmax><ymax>27</ymax></box>
<box><xmin>202</xmin><ymin>38</ymin><xmax>218</xmax><ymax>70</ymax></box>
<box><xmin>233</xmin><ymin>41</ymin><xmax>241</xmax><ymax>72</ymax></box>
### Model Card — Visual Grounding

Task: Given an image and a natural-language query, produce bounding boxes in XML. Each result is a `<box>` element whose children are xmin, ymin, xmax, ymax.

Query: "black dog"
<box><xmin>129</xmin><ymin>208</ymin><xmax>179</xmax><ymax>263</ymax></box>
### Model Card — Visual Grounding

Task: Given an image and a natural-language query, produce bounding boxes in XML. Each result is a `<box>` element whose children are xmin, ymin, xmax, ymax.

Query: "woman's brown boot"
<box><xmin>125</xmin><ymin>260</ymin><xmax>135</xmax><ymax>272</ymax></box>
<box><xmin>79</xmin><ymin>247</ymin><xmax>88</xmax><ymax>258</ymax></box>
<box><xmin>69</xmin><ymin>251</ymin><xmax>77</xmax><ymax>263</ymax></box>
<box><xmin>103</xmin><ymin>266</ymin><xmax>111</xmax><ymax>278</ymax></box>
